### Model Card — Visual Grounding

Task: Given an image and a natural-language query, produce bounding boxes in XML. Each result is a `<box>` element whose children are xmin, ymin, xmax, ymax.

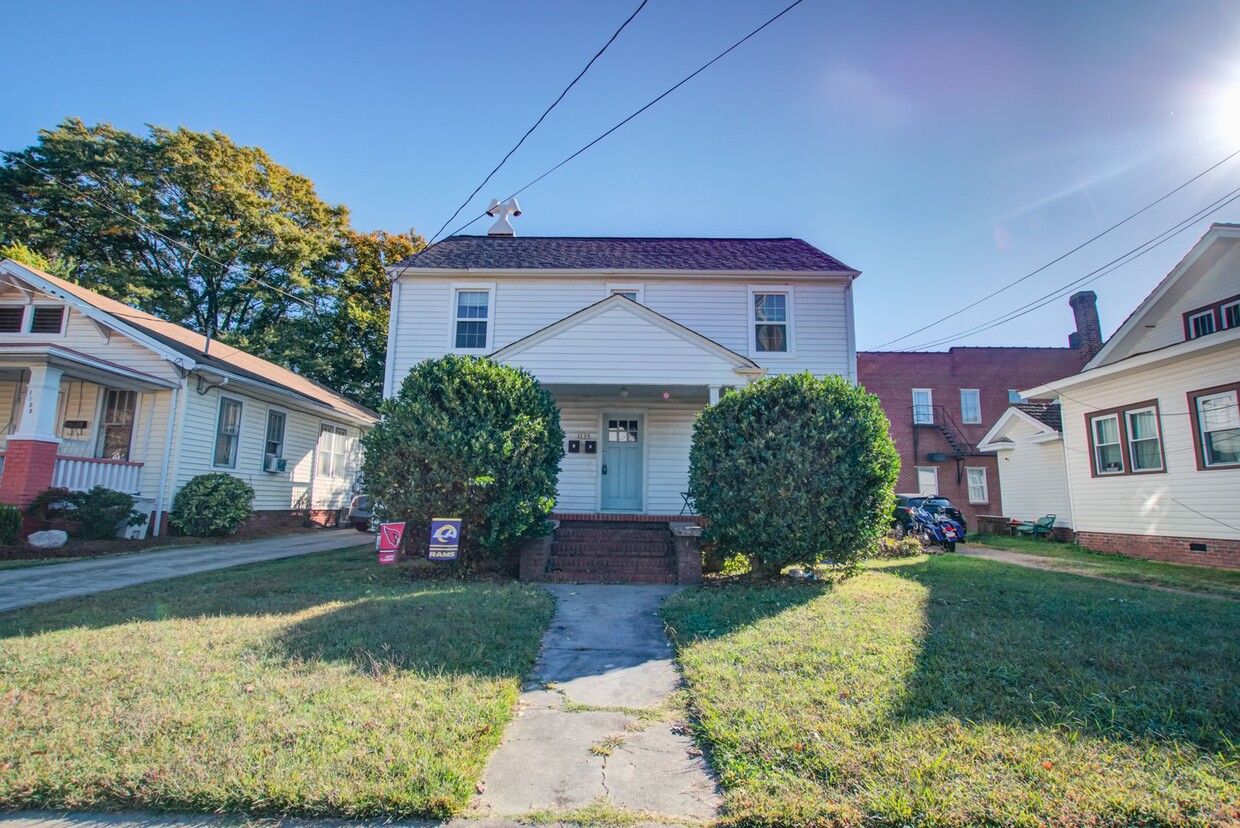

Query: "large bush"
<box><xmin>362</xmin><ymin>355</ymin><xmax>564</xmax><ymax>566</ymax></box>
<box><xmin>170</xmin><ymin>473</ymin><xmax>255</xmax><ymax>536</ymax></box>
<box><xmin>688</xmin><ymin>372</ymin><xmax>899</xmax><ymax>574</ymax></box>
<box><xmin>0</xmin><ymin>504</ymin><xmax>20</xmax><ymax>544</ymax></box>
<box><xmin>24</xmin><ymin>486</ymin><xmax>144</xmax><ymax>539</ymax></box>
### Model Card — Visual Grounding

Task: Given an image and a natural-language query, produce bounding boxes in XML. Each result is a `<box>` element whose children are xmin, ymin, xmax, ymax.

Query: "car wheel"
<box><xmin>352</xmin><ymin>520</ymin><xmax>370</xmax><ymax>532</ymax></box>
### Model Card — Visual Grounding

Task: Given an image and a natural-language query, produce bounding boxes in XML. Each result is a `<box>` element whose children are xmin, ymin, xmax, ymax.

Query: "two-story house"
<box><xmin>1007</xmin><ymin>222</ymin><xmax>1240</xmax><ymax>567</ymax></box>
<box><xmin>383</xmin><ymin>231</ymin><xmax>858</xmax><ymax>579</ymax></box>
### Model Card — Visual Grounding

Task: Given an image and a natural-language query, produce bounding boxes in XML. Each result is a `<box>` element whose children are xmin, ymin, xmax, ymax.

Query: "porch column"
<box><xmin>709</xmin><ymin>385</ymin><xmax>722</xmax><ymax>405</ymax></box>
<box><xmin>0</xmin><ymin>364</ymin><xmax>63</xmax><ymax>507</ymax></box>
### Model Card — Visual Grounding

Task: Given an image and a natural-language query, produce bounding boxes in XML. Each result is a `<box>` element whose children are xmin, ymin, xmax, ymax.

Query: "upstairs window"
<box><xmin>454</xmin><ymin>288</ymin><xmax>491</xmax><ymax>350</ymax></box>
<box><xmin>607</xmin><ymin>283</ymin><xmax>644</xmax><ymax>304</ymax></box>
<box><xmin>1184</xmin><ymin>293</ymin><xmax>1240</xmax><ymax>340</ymax></box>
<box><xmin>751</xmin><ymin>289</ymin><xmax>791</xmax><ymax>353</ymax></box>
<box><xmin>912</xmin><ymin>388</ymin><xmax>933</xmax><ymax>424</ymax></box>
<box><xmin>30</xmin><ymin>306</ymin><xmax>64</xmax><ymax>334</ymax></box>
<box><xmin>1086</xmin><ymin>401</ymin><xmax>1165</xmax><ymax>477</ymax></box>
<box><xmin>960</xmin><ymin>389</ymin><xmax>981</xmax><ymax>424</ymax></box>
<box><xmin>1008</xmin><ymin>389</ymin><xmax>1024</xmax><ymax>404</ymax></box>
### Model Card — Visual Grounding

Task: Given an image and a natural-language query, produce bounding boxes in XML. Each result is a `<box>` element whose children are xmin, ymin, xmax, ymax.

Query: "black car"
<box><xmin>891</xmin><ymin>494</ymin><xmax>967</xmax><ymax>537</ymax></box>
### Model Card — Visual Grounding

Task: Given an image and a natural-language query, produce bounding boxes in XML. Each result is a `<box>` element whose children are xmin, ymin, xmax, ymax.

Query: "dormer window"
<box><xmin>750</xmin><ymin>287</ymin><xmax>794</xmax><ymax>354</ymax></box>
<box><xmin>1184</xmin><ymin>293</ymin><xmax>1240</xmax><ymax>340</ymax></box>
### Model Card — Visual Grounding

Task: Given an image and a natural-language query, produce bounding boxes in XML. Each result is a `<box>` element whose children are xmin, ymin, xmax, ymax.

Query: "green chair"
<box><xmin>1014</xmin><ymin>515</ymin><xmax>1056</xmax><ymax>539</ymax></box>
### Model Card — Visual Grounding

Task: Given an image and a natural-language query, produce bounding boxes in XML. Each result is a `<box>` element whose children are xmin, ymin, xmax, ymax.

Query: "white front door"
<box><xmin>601</xmin><ymin>413</ymin><xmax>643</xmax><ymax>512</ymax></box>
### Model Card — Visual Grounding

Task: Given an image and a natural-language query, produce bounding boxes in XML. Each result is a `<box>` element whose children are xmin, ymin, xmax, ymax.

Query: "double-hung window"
<box><xmin>960</xmin><ymin>389</ymin><xmax>981</xmax><ymax>424</ymax></box>
<box><xmin>965</xmin><ymin>467</ymin><xmax>989</xmax><ymax>503</ymax></box>
<box><xmin>453</xmin><ymin>288</ymin><xmax>491</xmax><ymax>350</ymax></box>
<box><xmin>912</xmin><ymin>389</ymin><xmax>933</xmax><ymax>424</ymax></box>
<box><xmin>751</xmin><ymin>290</ymin><xmax>790</xmax><ymax>353</ymax></box>
<box><xmin>1224</xmin><ymin>301</ymin><xmax>1240</xmax><ymax>330</ymax></box>
<box><xmin>1188</xmin><ymin>310</ymin><xmax>1216</xmax><ymax>339</ymax></box>
<box><xmin>213</xmin><ymin>397</ymin><xmax>243</xmax><ymax>468</ymax></box>
<box><xmin>1086</xmin><ymin>400</ymin><xmax>1165</xmax><ymax>477</ymax></box>
<box><xmin>99</xmin><ymin>389</ymin><xmax>138</xmax><ymax>460</ymax></box>
<box><xmin>915</xmin><ymin>466</ymin><xmax>939</xmax><ymax>495</ymax></box>
<box><xmin>265</xmin><ymin>409</ymin><xmax>287</xmax><ymax>462</ymax></box>
<box><xmin>318</xmin><ymin>425</ymin><xmax>349</xmax><ymax>478</ymax></box>
<box><xmin>1189</xmin><ymin>386</ymin><xmax>1240</xmax><ymax>469</ymax></box>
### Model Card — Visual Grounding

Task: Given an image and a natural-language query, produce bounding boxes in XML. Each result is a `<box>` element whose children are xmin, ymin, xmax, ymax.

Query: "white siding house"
<box><xmin>977</xmin><ymin>403</ymin><xmax>1073</xmax><ymax>529</ymax></box>
<box><xmin>385</xmin><ymin>234</ymin><xmax>859</xmax><ymax>518</ymax></box>
<box><xmin>0</xmin><ymin>259</ymin><xmax>375</xmax><ymax>534</ymax></box>
<box><xmin>1018</xmin><ymin>223</ymin><xmax>1240</xmax><ymax>567</ymax></box>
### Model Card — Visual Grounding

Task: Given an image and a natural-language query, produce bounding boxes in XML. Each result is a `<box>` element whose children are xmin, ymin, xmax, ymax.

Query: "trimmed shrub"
<box><xmin>24</xmin><ymin>486</ymin><xmax>144</xmax><ymax>539</ymax></box>
<box><xmin>0</xmin><ymin>504</ymin><xmax>20</xmax><ymax>544</ymax></box>
<box><xmin>171</xmin><ymin>473</ymin><xmax>255</xmax><ymax>536</ymax></box>
<box><xmin>688</xmin><ymin>372</ymin><xmax>899</xmax><ymax>575</ymax></box>
<box><xmin>871</xmin><ymin>535</ymin><xmax>924</xmax><ymax>559</ymax></box>
<box><xmin>362</xmin><ymin>355</ymin><xmax>564</xmax><ymax>567</ymax></box>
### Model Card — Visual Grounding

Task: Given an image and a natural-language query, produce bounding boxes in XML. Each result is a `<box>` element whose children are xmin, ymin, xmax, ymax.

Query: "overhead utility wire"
<box><xmin>0</xmin><ymin>149</ymin><xmax>314</xmax><ymax>313</ymax></box>
<box><xmin>899</xmin><ymin>185</ymin><xmax>1240</xmax><ymax>351</ymax></box>
<box><xmin>871</xmin><ymin>146</ymin><xmax>1240</xmax><ymax>350</ymax></box>
<box><xmin>392</xmin><ymin>0</ymin><xmax>809</xmax><ymax>278</ymax></box>
<box><xmin>426</xmin><ymin>0</ymin><xmax>649</xmax><ymax>245</ymax></box>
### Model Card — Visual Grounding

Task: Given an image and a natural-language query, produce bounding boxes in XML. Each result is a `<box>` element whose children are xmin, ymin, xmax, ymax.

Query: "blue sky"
<box><xmin>4</xmin><ymin>0</ymin><xmax>1240</xmax><ymax>350</ymax></box>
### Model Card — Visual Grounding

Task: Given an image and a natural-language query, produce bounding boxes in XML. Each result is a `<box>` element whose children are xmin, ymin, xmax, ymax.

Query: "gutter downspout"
<box><xmin>153</xmin><ymin>377</ymin><xmax>188</xmax><ymax>536</ymax></box>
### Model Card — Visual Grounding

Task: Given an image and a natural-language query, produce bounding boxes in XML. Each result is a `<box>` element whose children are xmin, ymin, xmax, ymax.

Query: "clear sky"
<box><xmin>4</xmin><ymin>0</ymin><xmax>1240</xmax><ymax>351</ymax></box>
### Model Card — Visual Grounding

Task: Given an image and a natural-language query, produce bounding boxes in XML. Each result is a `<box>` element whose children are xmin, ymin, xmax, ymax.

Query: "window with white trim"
<box><xmin>1125</xmin><ymin>407</ymin><xmax>1163</xmax><ymax>471</ymax></box>
<box><xmin>607</xmin><ymin>283</ymin><xmax>644</xmax><ymax>304</ymax></box>
<box><xmin>960</xmin><ymin>389</ymin><xmax>981</xmax><ymax>424</ymax></box>
<box><xmin>453</xmin><ymin>289</ymin><xmax>491</xmax><ymax>350</ymax></box>
<box><xmin>213</xmin><ymin>397</ymin><xmax>243</xmax><ymax>468</ymax></box>
<box><xmin>1188</xmin><ymin>310</ymin><xmax>1216</xmax><ymax>339</ymax></box>
<box><xmin>318</xmin><ymin>425</ymin><xmax>349</xmax><ymax>478</ymax></box>
<box><xmin>265</xmin><ymin>409</ymin><xmax>287</xmax><ymax>461</ymax></box>
<box><xmin>1091</xmin><ymin>413</ymin><xmax>1124</xmax><ymax>474</ymax></box>
<box><xmin>98</xmin><ymin>388</ymin><xmax>137</xmax><ymax>461</ymax></box>
<box><xmin>965</xmin><ymin>467</ymin><xmax>989</xmax><ymax>504</ymax></box>
<box><xmin>1194</xmin><ymin>390</ymin><xmax>1240</xmax><ymax>468</ymax></box>
<box><xmin>912</xmin><ymin>389</ymin><xmax>933</xmax><ymax>424</ymax></box>
<box><xmin>1224</xmin><ymin>301</ymin><xmax>1240</xmax><ymax>330</ymax></box>
<box><xmin>915</xmin><ymin>466</ymin><xmax>939</xmax><ymax>495</ymax></box>
<box><xmin>752</xmin><ymin>291</ymin><xmax>789</xmax><ymax>352</ymax></box>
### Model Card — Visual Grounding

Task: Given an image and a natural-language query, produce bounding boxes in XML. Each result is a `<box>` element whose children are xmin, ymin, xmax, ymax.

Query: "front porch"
<box><xmin>0</xmin><ymin>347</ymin><xmax>175</xmax><ymax>505</ymax></box>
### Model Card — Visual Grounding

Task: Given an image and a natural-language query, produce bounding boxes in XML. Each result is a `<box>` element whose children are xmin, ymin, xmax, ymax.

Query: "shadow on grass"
<box><xmin>884</xmin><ymin>554</ymin><xmax>1240</xmax><ymax>752</ymax></box>
<box><xmin>661</xmin><ymin>577</ymin><xmax>834</xmax><ymax>643</ymax></box>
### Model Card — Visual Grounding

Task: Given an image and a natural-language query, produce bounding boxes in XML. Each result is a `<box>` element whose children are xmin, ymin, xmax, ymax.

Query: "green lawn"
<box><xmin>663</xmin><ymin>555</ymin><xmax>1240</xmax><ymax>827</ymax></box>
<box><xmin>972</xmin><ymin>533</ymin><xmax>1240</xmax><ymax>598</ymax></box>
<box><xmin>0</xmin><ymin>545</ymin><xmax>554</xmax><ymax>818</ymax></box>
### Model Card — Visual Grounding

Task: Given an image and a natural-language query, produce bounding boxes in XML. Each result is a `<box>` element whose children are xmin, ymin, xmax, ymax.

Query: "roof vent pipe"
<box><xmin>486</xmin><ymin>198</ymin><xmax>522</xmax><ymax>236</ymax></box>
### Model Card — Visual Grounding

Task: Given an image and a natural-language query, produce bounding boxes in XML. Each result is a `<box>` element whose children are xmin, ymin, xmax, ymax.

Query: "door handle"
<box><xmin>602</xmin><ymin>464</ymin><xmax>608</xmax><ymax>475</ymax></box>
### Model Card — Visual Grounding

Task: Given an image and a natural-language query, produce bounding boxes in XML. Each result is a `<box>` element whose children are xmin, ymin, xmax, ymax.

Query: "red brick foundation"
<box><xmin>1076</xmin><ymin>531</ymin><xmax>1240</xmax><ymax>569</ymax></box>
<box><xmin>0</xmin><ymin>439</ymin><xmax>60</xmax><ymax>507</ymax></box>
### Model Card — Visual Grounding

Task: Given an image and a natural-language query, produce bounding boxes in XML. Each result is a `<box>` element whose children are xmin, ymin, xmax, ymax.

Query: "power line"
<box><xmin>427</xmin><ymin>0</ymin><xmax>649</xmax><ymax>245</ymax></box>
<box><xmin>393</xmin><ymin>0</ymin><xmax>810</xmax><ymax>279</ymax></box>
<box><xmin>898</xmin><ymin>185</ymin><xmax>1240</xmax><ymax>352</ymax></box>
<box><xmin>0</xmin><ymin>148</ymin><xmax>315</xmax><ymax>315</ymax></box>
<box><xmin>871</xmin><ymin>147</ymin><xmax>1240</xmax><ymax>350</ymax></box>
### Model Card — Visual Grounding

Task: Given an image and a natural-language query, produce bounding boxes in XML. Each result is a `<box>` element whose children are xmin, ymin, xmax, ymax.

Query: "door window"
<box><xmin>607</xmin><ymin>419</ymin><xmax>639</xmax><ymax>442</ymax></box>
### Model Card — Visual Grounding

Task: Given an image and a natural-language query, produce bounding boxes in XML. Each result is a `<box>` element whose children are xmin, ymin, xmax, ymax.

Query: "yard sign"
<box><xmin>428</xmin><ymin>517</ymin><xmax>461</xmax><ymax>561</ymax></box>
<box><xmin>377</xmin><ymin>521</ymin><xmax>406</xmax><ymax>565</ymax></box>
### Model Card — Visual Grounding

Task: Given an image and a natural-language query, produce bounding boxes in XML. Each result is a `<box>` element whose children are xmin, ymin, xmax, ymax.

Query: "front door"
<box><xmin>601</xmin><ymin>414</ymin><xmax>643</xmax><ymax>512</ymax></box>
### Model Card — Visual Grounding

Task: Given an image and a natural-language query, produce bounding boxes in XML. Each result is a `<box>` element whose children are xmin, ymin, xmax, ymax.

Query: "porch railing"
<box><xmin>53</xmin><ymin>457</ymin><xmax>143</xmax><ymax>494</ymax></box>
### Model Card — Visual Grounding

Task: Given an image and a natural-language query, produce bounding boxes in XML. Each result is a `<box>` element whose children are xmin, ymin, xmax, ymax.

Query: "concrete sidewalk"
<box><xmin>0</xmin><ymin>530</ymin><xmax>367</xmax><ymax>613</ymax></box>
<box><xmin>472</xmin><ymin>584</ymin><xmax>719</xmax><ymax>821</ymax></box>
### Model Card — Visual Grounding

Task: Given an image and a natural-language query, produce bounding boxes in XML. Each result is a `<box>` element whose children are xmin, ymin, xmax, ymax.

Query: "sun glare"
<box><xmin>1215</xmin><ymin>72</ymin><xmax>1240</xmax><ymax>144</ymax></box>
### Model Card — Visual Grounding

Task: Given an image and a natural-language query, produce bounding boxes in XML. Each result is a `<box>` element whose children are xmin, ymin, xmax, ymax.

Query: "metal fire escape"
<box><xmin>911</xmin><ymin>404</ymin><xmax>985</xmax><ymax>484</ymax></box>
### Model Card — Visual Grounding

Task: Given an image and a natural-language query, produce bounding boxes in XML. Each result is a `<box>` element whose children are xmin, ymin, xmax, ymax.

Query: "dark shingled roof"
<box><xmin>393</xmin><ymin>235</ymin><xmax>855</xmax><ymax>273</ymax></box>
<box><xmin>1015</xmin><ymin>402</ymin><xmax>1062</xmax><ymax>432</ymax></box>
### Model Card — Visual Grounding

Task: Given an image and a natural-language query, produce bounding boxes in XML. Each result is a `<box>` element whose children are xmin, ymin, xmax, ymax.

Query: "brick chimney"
<box><xmin>1068</xmin><ymin>290</ymin><xmax>1103</xmax><ymax>364</ymax></box>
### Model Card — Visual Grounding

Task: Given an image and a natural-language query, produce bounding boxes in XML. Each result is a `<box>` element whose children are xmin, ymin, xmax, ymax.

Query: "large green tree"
<box><xmin>0</xmin><ymin>120</ymin><xmax>419</xmax><ymax>407</ymax></box>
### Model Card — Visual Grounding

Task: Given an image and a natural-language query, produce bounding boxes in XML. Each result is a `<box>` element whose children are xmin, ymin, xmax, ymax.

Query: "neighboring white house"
<box><xmin>384</xmin><ymin>232</ymin><xmax>859</xmax><ymax>517</ymax></box>
<box><xmin>0</xmin><ymin>258</ymin><xmax>376</xmax><ymax>534</ymax></box>
<box><xmin>1010</xmin><ymin>222</ymin><xmax>1240</xmax><ymax>567</ymax></box>
<box><xmin>977</xmin><ymin>402</ymin><xmax>1073</xmax><ymax>530</ymax></box>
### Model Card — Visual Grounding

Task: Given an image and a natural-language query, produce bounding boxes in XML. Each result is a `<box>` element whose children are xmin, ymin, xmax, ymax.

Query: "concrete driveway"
<box><xmin>0</xmin><ymin>530</ymin><xmax>368</xmax><ymax>614</ymax></box>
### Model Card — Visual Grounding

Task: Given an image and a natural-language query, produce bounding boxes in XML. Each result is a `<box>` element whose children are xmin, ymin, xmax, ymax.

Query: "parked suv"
<box><xmin>892</xmin><ymin>494</ymin><xmax>967</xmax><ymax>538</ymax></box>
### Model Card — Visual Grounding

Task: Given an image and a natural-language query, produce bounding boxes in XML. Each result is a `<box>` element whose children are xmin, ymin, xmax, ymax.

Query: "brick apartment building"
<box><xmin>858</xmin><ymin>291</ymin><xmax>1104</xmax><ymax>526</ymax></box>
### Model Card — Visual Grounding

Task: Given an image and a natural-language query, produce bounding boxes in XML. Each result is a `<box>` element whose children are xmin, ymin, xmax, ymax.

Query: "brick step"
<box><xmin>556</xmin><ymin>520</ymin><xmax>670</xmax><ymax>530</ymax></box>
<box><xmin>554</xmin><ymin>529</ymin><xmax>671</xmax><ymax>541</ymax></box>
<box><xmin>546</xmin><ymin>571</ymin><xmax>677</xmax><ymax>585</ymax></box>
<box><xmin>552</xmin><ymin>554</ymin><xmax>675</xmax><ymax>566</ymax></box>
<box><xmin>552</xmin><ymin>544</ymin><xmax>673</xmax><ymax>557</ymax></box>
<box><xmin>552</xmin><ymin>563</ymin><xmax>676</xmax><ymax>575</ymax></box>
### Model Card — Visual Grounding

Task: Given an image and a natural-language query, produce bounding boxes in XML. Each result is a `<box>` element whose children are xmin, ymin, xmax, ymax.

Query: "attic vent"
<box><xmin>486</xmin><ymin>198</ymin><xmax>522</xmax><ymax>236</ymax></box>
<box><xmin>0</xmin><ymin>307</ymin><xmax>23</xmax><ymax>332</ymax></box>
<box><xmin>30</xmin><ymin>306</ymin><xmax>65</xmax><ymax>334</ymax></box>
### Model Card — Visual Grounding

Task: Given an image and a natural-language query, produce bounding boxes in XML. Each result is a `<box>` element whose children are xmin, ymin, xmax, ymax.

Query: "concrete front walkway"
<box><xmin>0</xmin><ymin>530</ymin><xmax>367</xmax><ymax>613</ymax></box>
<box><xmin>472</xmin><ymin>584</ymin><xmax>719</xmax><ymax>822</ymax></box>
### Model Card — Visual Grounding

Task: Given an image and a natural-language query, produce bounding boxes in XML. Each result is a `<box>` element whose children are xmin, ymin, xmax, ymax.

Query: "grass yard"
<box><xmin>973</xmin><ymin>533</ymin><xmax>1240</xmax><ymax>598</ymax></box>
<box><xmin>663</xmin><ymin>555</ymin><xmax>1240</xmax><ymax>828</ymax></box>
<box><xmin>0</xmin><ymin>545</ymin><xmax>554</xmax><ymax>818</ymax></box>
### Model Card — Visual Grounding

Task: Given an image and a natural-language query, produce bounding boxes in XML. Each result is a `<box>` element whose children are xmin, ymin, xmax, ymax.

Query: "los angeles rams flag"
<box><xmin>428</xmin><ymin>517</ymin><xmax>461</xmax><ymax>561</ymax></box>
